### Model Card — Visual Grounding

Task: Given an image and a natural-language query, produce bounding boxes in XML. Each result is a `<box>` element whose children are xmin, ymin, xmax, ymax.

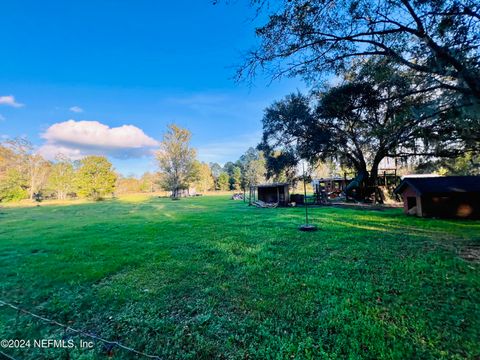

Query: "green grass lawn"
<box><xmin>0</xmin><ymin>195</ymin><xmax>479</xmax><ymax>359</ymax></box>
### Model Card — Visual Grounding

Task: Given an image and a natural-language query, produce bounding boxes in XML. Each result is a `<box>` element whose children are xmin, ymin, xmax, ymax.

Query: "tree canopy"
<box><xmin>259</xmin><ymin>59</ymin><xmax>476</xmax><ymax>191</ymax></box>
<box><xmin>156</xmin><ymin>124</ymin><xmax>198</xmax><ymax>198</ymax></box>
<box><xmin>193</xmin><ymin>161</ymin><xmax>215</xmax><ymax>193</ymax></box>
<box><xmin>76</xmin><ymin>156</ymin><xmax>117</xmax><ymax>200</ymax></box>
<box><xmin>240</xmin><ymin>0</ymin><xmax>480</xmax><ymax>156</ymax></box>
<box><xmin>0</xmin><ymin>138</ymin><xmax>50</xmax><ymax>201</ymax></box>
<box><xmin>48</xmin><ymin>155</ymin><xmax>76</xmax><ymax>200</ymax></box>
<box><xmin>217</xmin><ymin>172</ymin><xmax>230</xmax><ymax>191</ymax></box>
<box><xmin>241</xmin><ymin>0</ymin><xmax>480</xmax><ymax>102</ymax></box>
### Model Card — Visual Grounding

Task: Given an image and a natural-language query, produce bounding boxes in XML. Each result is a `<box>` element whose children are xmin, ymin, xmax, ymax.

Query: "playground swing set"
<box><xmin>247</xmin><ymin>167</ymin><xmax>400</xmax><ymax>208</ymax></box>
<box><xmin>312</xmin><ymin>168</ymin><xmax>401</xmax><ymax>204</ymax></box>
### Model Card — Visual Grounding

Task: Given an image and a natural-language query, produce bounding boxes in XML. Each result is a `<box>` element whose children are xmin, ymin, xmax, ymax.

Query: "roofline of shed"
<box><xmin>251</xmin><ymin>183</ymin><xmax>290</xmax><ymax>188</ymax></box>
<box><xmin>394</xmin><ymin>179</ymin><xmax>422</xmax><ymax>195</ymax></box>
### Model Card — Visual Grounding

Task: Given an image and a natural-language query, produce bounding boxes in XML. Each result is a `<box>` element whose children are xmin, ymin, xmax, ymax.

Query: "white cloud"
<box><xmin>38</xmin><ymin>120</ymin><xmax>159</xmax><ymax>160</ymax></box>
<box><xmin>37</xmin><ymin>144</ymin><xmax>84</xmax><ymax>160</ymax></box>
<box><xmin>0</xmin><ymin>114</ymin><xmax>5</xmax><ymax>122</ymax></box>
<box><xmin>69</xmin><ymin>106</ymin><xmax>84</xmax><ymax>113</ymax></box>
<box><xmin>0</xmin><ymin>95</ymin><xmax>24</xmax><ymax>108</ymax></box>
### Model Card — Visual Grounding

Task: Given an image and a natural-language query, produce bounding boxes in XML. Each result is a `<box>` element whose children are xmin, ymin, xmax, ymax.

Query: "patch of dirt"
<box><xmin>459</xmin><ymin>245</ymin><xmax>480</xmax><ymax>263</ymax></box>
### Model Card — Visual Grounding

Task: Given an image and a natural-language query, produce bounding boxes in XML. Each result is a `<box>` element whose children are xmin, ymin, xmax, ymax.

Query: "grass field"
<box><xmin>0</xmin><ymin>195</ymin><xmax>479</xmax><ymax>359</ymax></box>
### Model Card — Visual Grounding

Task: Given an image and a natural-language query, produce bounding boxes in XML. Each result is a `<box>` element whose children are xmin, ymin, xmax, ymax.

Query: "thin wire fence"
<box><xmin>0</xmin><ymin>349</ymin><xmax>19</xmax><ymax>360</ymax></box>
<box><xmin>0</xmin><ymin>299</ymin><xmax>162</xmax><ymax>359</ymax></box>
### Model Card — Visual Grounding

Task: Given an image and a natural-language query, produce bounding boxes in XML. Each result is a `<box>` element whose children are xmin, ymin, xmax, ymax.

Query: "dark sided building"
<box><xmin>394</xmin><ymin>176</ymin><xmax>480</xmax><ymax>219</ymax></box>
<box><xmin>251</xmin><ymin>183</ymin><xmax>290</xmax><ymax>206</ymax></box>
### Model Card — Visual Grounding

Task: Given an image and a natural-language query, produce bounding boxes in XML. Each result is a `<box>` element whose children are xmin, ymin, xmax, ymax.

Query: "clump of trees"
<box><xmin>76</xmin><ymin>156</ymin><xmax>117</xmax><ymax>200</ymax></box>
<box><xmin>237</xmin><ymin>0</ymin><xmax>480</xmax><ymax>197</ymax></box>
<box><xmin>240</xmin><ymin>0</ymin><xmax>480</xmax><ymax>105</ymax></box>
<box><xmin>0</xmin><ymin>131</ymin><xmax>269</xmax><ymax>203</ymax></box>
<box><xmin>193</xmin><ymin>161</ymin><xmax>215</xmax><ymax>193</ymax></box>
<box><xmin>155</xmin><ymin>124</ymin><xmax>268</xmax><ymax>197</ymax></box>
<box><xmin>210</xmin><ymin>147</ymin><xmax>267</xmax><ymax>192</ymax></box>
<box><xmin>0</xmin><ymin>139</ymin><xmax>51</xmax><ymax>202</ymax></box>
<box><xmin>115</xmin><ymin>172</ymin><xmax>163</xmax><ymax>194</ymax></box>
<box><xmin>0</xmin><ymin>139</ymin><xmax>118</xmax><ymax>202</ymax></box>
<box><xmin>217</xmin><ymin>172</ymin><xmax>230</xmax><ymax>191</ymax></box>
<box><xmin>260</xmin><ymin>60</ymin><xmax>472</xmax><ymax>188</ymax></box>
<box><xmin>48</xmin><ymin>155</ymin><xmax>76</xmax><ymax>200</ymax></box>
<box><xmin>0</xmin><ymin>141</ymin><xmax>28</xmax><ymax>201</ymax></box>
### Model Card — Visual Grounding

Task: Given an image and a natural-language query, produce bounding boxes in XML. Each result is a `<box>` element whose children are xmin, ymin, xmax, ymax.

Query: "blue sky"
<box><xmin>0</xmin><ymin>0</ymin><xmax>304</xmax><ymax>176</ymax></box>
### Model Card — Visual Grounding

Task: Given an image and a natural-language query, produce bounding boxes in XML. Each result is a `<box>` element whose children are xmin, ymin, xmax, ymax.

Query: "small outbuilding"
<box><xmin>250</xmin><ymin>183</ymin><xmax>290</xmax><ymax>206</ymax></box>
<box><xmin>311</xmin><ymin>177</ymin><xmax>349</xmax><ymax>199</ymax></box>
<box><xmin>394</xmin><ymin>176</ymin><xmax>480</xmax><ymax>219</ymax></box>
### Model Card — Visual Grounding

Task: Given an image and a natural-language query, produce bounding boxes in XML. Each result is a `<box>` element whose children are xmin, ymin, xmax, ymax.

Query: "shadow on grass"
<box><xmin>1</xmin><ymin>195</ymin><xmax>480</xmax><ymax>359</ymax></box>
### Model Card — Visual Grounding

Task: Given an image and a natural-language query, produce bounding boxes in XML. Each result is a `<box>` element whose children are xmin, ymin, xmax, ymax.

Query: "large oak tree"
<box><xmin>238</xmin><ymin>0</ymin><xmax>480</xmax><ymax>148</ymax></box>
<box><xmin>240</xmin><ymin>0</ymin><xmax>480</xmax><ymax>100</ymax></box>
<box><xmin>260</xmin><ymin>60</ymin><xmax>469</xmax><ymax>195</ymax></box>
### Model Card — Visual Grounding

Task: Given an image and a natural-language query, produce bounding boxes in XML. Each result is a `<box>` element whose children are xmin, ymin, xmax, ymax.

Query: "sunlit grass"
<box><xmin>0</xmin><ymin>195</ymin><xmax>479</xmax><ymax>359</ymax></box>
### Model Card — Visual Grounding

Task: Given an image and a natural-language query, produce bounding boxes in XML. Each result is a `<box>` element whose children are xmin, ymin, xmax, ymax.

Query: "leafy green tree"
<box><xmin>223</xmin><ymin>162</ymin><xmax>236</xmax><ymax>175</ymax></box>
<box><xmin>26</xmin><ymin>154</ymin><xmax>51</xmax><ymax>200</ymax></box>
<box><xmin>76</xmin><ymin>156</ymin><xmax>116</xmax><ymax>200</ymax></box>
<box><xmin>156</xmin><ymin>124</ymin><xmax>198</xmax><ymax>198</ymax></box>
<box><xmin>232</xmin><ymin>166</ymin><xmax>242</xmax><ymax>191</ymax></box>
<box><xmin>239</xmin><ymin>0</ymin><xmax>480</xmax><ymax>150</ymax></box>
<box><xmin>0</xmin><ymin>138</ymin><xmax>50</xmax><ymax>201</ymax></box>
<box><xmin>209</xmin><ymin>163</ymin><xmax>222</xmax><ymax>179</ymax></box>
<box><xmin>0</xmin><ymin>144</ymin><xmax>14</xmax><ymax>179</ymax></box>
<box><xmin>238</xmin><ymin>147</ymin><xmax>260</xmax><ymax>167</ymax></box>
<box><xmin>240</xmin><ymin>0</ymin><xmax>480</xmax><ymax>103</ymax></box>
<box><xmin>217</xmin><ymin>172</ymin><xmax>230</xmax><ymax>191</ymax></box>
<box><xmin>243</xmin><ymin>150</ymin><xmax>266</xmax><ymax>187</ymax></box>
<box><xmin>0</xmin><ymin>144</ymin><xmax>26</xmax><ymax>201</ymax></box>
<box><xmin>48</xmin><ymin>155</ymin><xmax>77</xmax><ymax>199</ymax></box>
<box><xmin>259</xmin><ymin>60</ymin><xmax>472</xmax><ymax>197</ymax></box>
<box><xmin>223</xmin><ymin>161</ymin><xmax>237</xmax><ymax>190</ymax></box>
<box><xmin>209</xmin><ymin>162</ymin><xmax>223</xmax><ymax>190</ymax></box>
<box><xmin>193</xmin><ymin>161</ymin><xmax>215</xmax><ymax>193</ymax></box>
<box><xmin>260</xmin><ymin>150</ymin><xmax>298</xmax><ymax>185</ymax></box>
<box><xmin>236</xmin><ymin>148</ymin><xmax>266</xmax><ymax>188</ymax></box>
<box><xmin>0</xmin><ymin>168</ymin><xmax>28</xmax><ymax>202</ymax></box>
<box><xmin>416</xmin><ymin>152</ymin><xmax>480</xmax><ymax>175</ymax></box>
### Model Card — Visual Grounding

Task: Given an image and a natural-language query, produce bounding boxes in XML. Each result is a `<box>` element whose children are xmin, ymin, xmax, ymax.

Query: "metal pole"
<box><xmin>303</xmin><ymin>161</ymin><xmax>309</xmax><ymax>225</ymax></box>
<box><xmin>298</xmin><ymin>158</ymin><xmax>317</xmax><ymax>232</ymax></box>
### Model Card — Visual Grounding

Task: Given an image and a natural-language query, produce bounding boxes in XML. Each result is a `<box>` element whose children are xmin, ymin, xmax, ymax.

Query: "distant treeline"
<box><xmin>0</xmin><ymin>134</ymin><xmax>270</xmax><ymax>203</ymax></box>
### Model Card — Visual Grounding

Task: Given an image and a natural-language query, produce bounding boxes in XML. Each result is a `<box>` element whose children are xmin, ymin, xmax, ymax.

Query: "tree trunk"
<box><xmin>367</xmin><ymin>165</ymin><xmax>379</xmax><ymax>203</ymax></box>
<box><xmin>366</xmin><ymin>157</ymin><xmax>384</xmax><ymax>204</ymax></box>
<box><xmin>350</xmin><ymin>156</ymin><xmax>384</xmax><ymax>202</ymax></box>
